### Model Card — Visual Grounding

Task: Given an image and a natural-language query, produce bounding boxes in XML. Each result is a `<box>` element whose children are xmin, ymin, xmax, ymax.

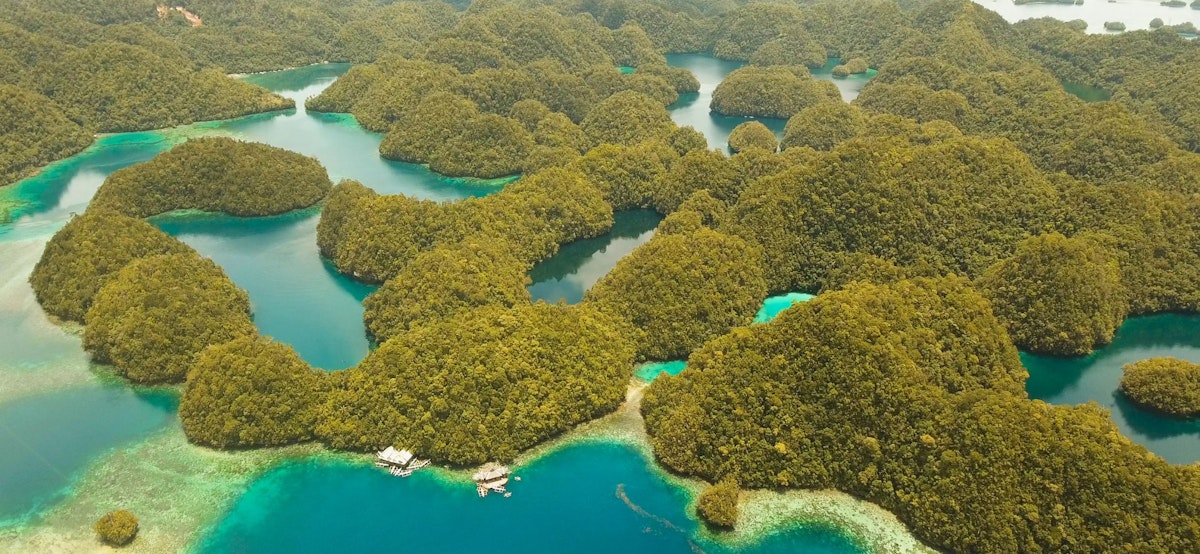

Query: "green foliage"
<box><xmin>727</xmin><ymin>121</ymin><xmax>778</xmax><ymax>154</ymax></box>
<box><xmin>748</xmin><ymin>31</ymin><xmax>828</xmax><ymax>69</ymax></box>
<box><xmin>0</xmin><ymin>84</ymin><xmax>93</xmax><ymax>187</ymax></box>
<box><xmin>180</xmin><ymin>336</ymin><xmax>327</xmax><ymax>448</ymax></box>
<box><xmin>586</xmin><ymin>227</ymin><xmax>767</xmax><ymax>361</ymax></box>
<box><xmin>319</xmin><ymin>168</ymin><xmax>612</xmax><ymax>282</ymax></box>
<box><xmin>318</xmin><ymin>303</ymin><xmax>635</xmax><ymax>464</ymax></box>
<box><xmin>667</xmin><ymin>126</ymin><xmax>709</xmax><ymax>156</ymax></box>
<box><xmin>91</xmin><ymin>137</ymin><xmax>331</xmax><ymax>217</ymax></box>
<box><xmin>781</xmin><ymin>103</ymin><xmax>867</xmax><ymax>151</ymax></box>
<box><xmin>728</xmin><ymin>135</ymin><xmax>1060</xmax><ymax>292</ymax></box>
<box><xmin>83</xmin><ymin>253</ymin><xmax>255</xmax><ymax>384</ymax></box>
<box><xmin>428</xmin><ymin>113</ymin><xmax>533</xmax><ymax>178</ymax></box>
<box><xmin>569</xmin><ymin>141</ymin><xmax>679</xmax><ymax>210</ymax></box>
<box><xmin>697</xmin><ymin>478</ymin><xmax>740</xmax><ymax>528</ymax></box>
<box><xmin>712</xmin><ymin>4</ymin><xmax>806</xmax><ymax>61</ymax></box>
<box><xmin>30</xmin><ymin>211</ymin><xmax>191</xmax><ymax>322</ymax></box>
<box><xmin>1120</xmin><ymin>358</ymin><xmax>1200</xmax><ymax>418</ymax></box>
<box><xmin>363</xmin><ymin>240</ymin><xmax>532</xmax><ymax>342</ymax></box>
<box><xmin>581</xmin><ymin>91</ymin><xmax>677</xmax><ymax>146</ymax></box>
<box><xmin>651</xmin><ymin>149</ymin><xmax>740</xmax><ymax>213</ymax></box>
<box><xmin>94</xmin><ymin>509</ymin><xmax>138</xmax><ymax>546</ymax></box>
<box><xmin>378</xmin><ymin>92</ymin><xmax>478</xmax><ymax>164</ymax></box>
<box><xmin>977</xmin><ymin>233</ymin><xmax>1129</xmax><ymax>356</ymax></box>
<box><xmin>710</xmin><ymin>66</ymin><xmax>841</xmax><ymax>119</ymax></box>
<box><xmin>643</xmin><ymin>276</ymin><xmax>1200</xmax><ymax>552</ymax></box>
<box><xmin>832</xmin><ymin>58</ymin><xmax>869</xmax><ymax>77</ymax></box>
<box><xmin>821</xmin><ymin>252</ymin><xmax>911</xmax><ymax>291</ymax></box>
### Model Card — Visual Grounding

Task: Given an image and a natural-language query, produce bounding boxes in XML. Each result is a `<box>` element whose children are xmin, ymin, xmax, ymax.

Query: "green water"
<box><xmin>528</xmin><ymin>210</ymin><xmax>663</xmax><ymax>304</ymax></box>
<box><xmin>635</xmin><ymin>360</ymin><xmax>689</xmax><ymax>382</ymax></box>
<box><xmin>1024</xmin><ymin>314</ymin><xmax>1200</xmax><ymax>464</ymax></box>
<box><xmin>1061</xmin><ymin>81</ymin><xmax>1112</xmax><ymax>102</ymax></box>
<box><xmin>198</xmin><ymin>442</ymin><xmax>863</xmax><ymax>554</ymax></box>
<box><xmin>0</xmin><ymin>386</ymin><xmax>177</xmax><ymax>527</ymax></box>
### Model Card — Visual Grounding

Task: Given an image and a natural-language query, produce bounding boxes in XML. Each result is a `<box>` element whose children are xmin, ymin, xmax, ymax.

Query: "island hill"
<box><xmin>20</xmin><ymin>0</ymin><xmax>1200</xmax><ymax>552</ymax></box>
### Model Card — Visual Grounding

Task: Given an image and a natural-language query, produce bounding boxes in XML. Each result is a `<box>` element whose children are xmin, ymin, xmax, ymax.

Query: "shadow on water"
<box><xmin>1023</xmin><ymin>313</ymin><xmax>1200</xmax><ymax>463</ymax></box>
<box><xmin>528</xmin><ymin>210</ymin><xmax>663</xmax><ymax>304</ymax></box>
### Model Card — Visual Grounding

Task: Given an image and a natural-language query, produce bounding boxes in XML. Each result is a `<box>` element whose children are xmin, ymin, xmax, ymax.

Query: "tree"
<box><xmin>585</xmin><ymin>227</ymin><xmax>767</xmax><ymax>361</ymax></box>
<box><xmin>977</xmin><ymin>233</ymin><xmax>1129</xmax><ymax>356</ymax></box>
<box><xmin>697</xmin><ymin>478</ymin><xmax>740</xmax><ymax>528</ymax></box>
<box><xmin>91</xmin><ymin>137</ymin><xmax>332</xmax><ymax>217</ymax></box>
<box><xmin>94</xmin><ymin>510</ymin><xmax>138</xmax><ymax>546</ymax></box>
<box><xmin>580</xmin><ymin>91</ymin><xmax>676</xmax><ymax>146</ymax></box>
<box><xmin>30</xmin><ymin>211</ymin><xmax>191</xmax><ymax>322</ymax></box>
<box><xmin>83</xmin><ymin>253</ymin><xmax>255</xmax><ymax>383</ymax></box>
<box><xmin>710</xmin><ymin>65</ymin><xmax>841</xmax><ymax>119</ymax></box>
<box><xmin>180</xmin><ymin>336</ymin><xmax>328</xmax><ymax>448</ymax></box>
<box><xmin>728</xmin><ymin>121</ymin><xmax>778</xmax><ymax>154</ymax></box>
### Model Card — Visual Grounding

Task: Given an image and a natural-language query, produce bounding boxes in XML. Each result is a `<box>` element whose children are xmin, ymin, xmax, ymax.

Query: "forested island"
<box><xmin>15</xmin><ymin>0</ymin><xmax>1200</xmax><ymax>552</ymax></box>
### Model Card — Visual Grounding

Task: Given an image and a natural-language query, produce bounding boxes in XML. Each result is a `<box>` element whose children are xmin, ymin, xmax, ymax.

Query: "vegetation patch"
<box><xmin>1120</xmin><ymin>358</ymin><xmax>1200</xmax><ymax>418</ymax></box>
<box><xmin>90</xmin><ymin>137</ymin><xmax>331</xmax><ymax>218</ymax></box>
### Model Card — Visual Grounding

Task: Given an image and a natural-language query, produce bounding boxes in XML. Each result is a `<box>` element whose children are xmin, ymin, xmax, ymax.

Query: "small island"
<box><xmin>1120</xmin><ymin>358</ymin><xmax>1200</xmax><ymax>418</ymax></box>
<box><xmin>1105</xmin><ymin>21</ymin><xmax>1127</xmax><ymax>31</ymax></box>
<box><xmin>90</xmin><ymin>137</ymin><xmax>332</xmax><ymax>218</ymax></box>
<box><xmin>94</xmin><ymin>510</ymin><xmax>138</xmax><ymax>547</ymax></box>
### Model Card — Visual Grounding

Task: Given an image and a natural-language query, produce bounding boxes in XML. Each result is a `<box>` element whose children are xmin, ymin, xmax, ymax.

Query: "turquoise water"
<box><xmin>198</xmin><ymin>442</ymin><xmax>863</xmax><ymax>554</ymax></box>
<box><xmin>1024</xmin><ymin>314</ymin><xmax>1200</xmax><ymax>464</ymax></box>
<box><xmin>665</xmin><ymin>55</ymin><xmax>874</xmax><ymax>153</ymax></box>
<box><xmin>528</xmin><ymin>210</ymin><xmax>663</xmax><ymax>304</ymax></box>
<box><xmin>635</xmin><ymin>360</ymin><xmax>689</xmax><ymax>382</ymax></box>
<box><xmin>635</xmin><ymin>293</ymin><xmax>817</xmax><ymax>383</ymax></box>
<box><xmin>0</xmin><ymin>386</ymin><xmax>177</xmax><ymax>526</ymax></box>
<box><xmin>754</xmin><ymin>292</ymin><xmax>816</xmax><ymax>323</ymax></box>
<box><xmin>153</xmin><ymin>210</ymin><xmax>377</xmax><ymax>370</ymax></box>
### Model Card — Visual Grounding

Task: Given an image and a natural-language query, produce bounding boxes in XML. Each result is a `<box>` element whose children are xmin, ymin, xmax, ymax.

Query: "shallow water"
<box><xmin>0</xmin><ymin>386</ymin><xmax>176</xmax><ymax>526</ymax></box>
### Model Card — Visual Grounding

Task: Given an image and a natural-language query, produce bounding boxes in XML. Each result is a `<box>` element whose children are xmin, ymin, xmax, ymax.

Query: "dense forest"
<box><xmin>1120</xmin><ymin>358</ymin><xmax>1200</xmax><ymax>418</ymax></box>
<box><xmin>91</xmin><ymin>137</ymin><xmax>332</xmax><ymax>217</ymax></box>
<box><xmin>22</xmin><ymin>1</ymin><xmax>1200</xmax><ymax>552</ymax></box>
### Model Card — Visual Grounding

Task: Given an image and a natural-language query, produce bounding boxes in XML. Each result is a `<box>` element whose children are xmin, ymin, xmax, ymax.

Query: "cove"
<box><xmin>0</xmin><ymin>385</ymin><xmax>176</xmax><ymax>527</ymax></box>
<box><xmin>1061</xmin><ymin>81</ymin><xmax>1112</xmax><ymax>102</ymax></box>
<box><xmin>1024</xmin><ymin>313</ymin><xmax>1200</xmax><ymax>464</ymax></box>
<box><xmin>198</xmin><ymin>442</ymin><xmax>863</xmax><ymax>554</ymax></box>
<box><xmin>528</xmin><ymin>210</ymin><xmax>663</xmax><ymax>304</ymax></box>
<box><xmin>153</xmin><ymin>210</ymin><xmax>376</xmax><ymax>370</ymax></box>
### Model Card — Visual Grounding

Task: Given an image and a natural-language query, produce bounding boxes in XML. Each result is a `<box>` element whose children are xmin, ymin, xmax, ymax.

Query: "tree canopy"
<box><xmin>83</xmin><ymin>253</ymin><xmax>255</xmax><ymax>384</ymax></box>
<box><xmin>585</xmin><ymin>227</ymin><xmax>767</xmax><ymax>361</ymax></box>
<box><xmin>90</xmin><ymin>137</ymin><xmax>331</xmax><ymax>217</ymax></box>
<box><xmin>710</xmin><ymin>65</ymin><xmax>841</xmax><ymax>119</ymax></box>
<box><xmin>29</xmin><ymin>211</ymin><xmax>191</xmax><ymax>322</ymax></box>
<box><xmin>1120</xmin><ymin>358</ymin><xmax>1200</xmax><ymax>418</ymax></box>
<box><xmin>977</xmin><ymin>233</ymin><xmax>1129</xmax><ymax>356</ymax></box>
<box><xmin>317</xmin><ymin>303</ymin><xmax>635</xmax><ymax>464</ymax></box>
<box><xmin>180</xmin><ymin>336</ymin><xmax>328</xmax><ymax>448</ymax></box>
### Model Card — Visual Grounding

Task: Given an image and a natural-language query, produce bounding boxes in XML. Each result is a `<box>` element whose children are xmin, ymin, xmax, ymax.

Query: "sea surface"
<box><xmin>0</xmin><ymin>50</ymin><xmax>1197</xmax><ymax>552</ymax></box>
